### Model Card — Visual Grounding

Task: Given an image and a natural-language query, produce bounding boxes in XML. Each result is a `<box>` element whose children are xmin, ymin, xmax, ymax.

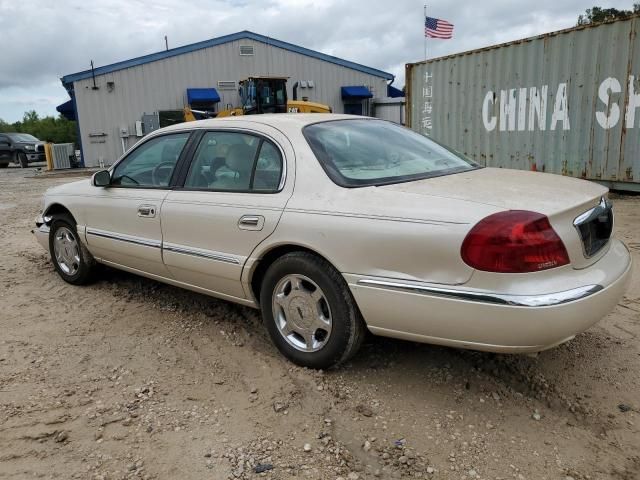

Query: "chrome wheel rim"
<box><xmin>53</xmin><ymin>226</ymin><xmax>81</xmax><ymax>276</ymax></box>
<box><xmin>272</xmin><ymin>274</ymin><xmax>332</xmax><ymax>352</ymax></box>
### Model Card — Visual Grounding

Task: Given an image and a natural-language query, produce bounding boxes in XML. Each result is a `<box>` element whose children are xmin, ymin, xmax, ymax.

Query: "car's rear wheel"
<box><xmin>0</xmin><ymin>163</ymin><xmax>8</xmax><ymax>168</ymax></box>
<box><xmin>260</xmin><ymin>252</ymin><xmax>365</xmax><ymax>369</ymax></box>
<box><xmin>17</xmin><ymin>152</ymin><xmax>28</xmax><ymax>168</ymax></box>
<box><xmin>49</xmin><ymin>214</ymin><xmax>96</xmax><ymax>285</ymax></box>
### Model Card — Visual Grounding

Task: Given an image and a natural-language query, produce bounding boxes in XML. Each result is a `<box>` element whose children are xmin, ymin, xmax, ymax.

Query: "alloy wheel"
<box><xmin>272</xmin><ymin>274</ymin><xmax>333</xmax><ymax>352</ymax></box>
<box><xmin>53</xmin><ymin>226</ymin><xmax>81</xmax><ymax>276</ymax></box>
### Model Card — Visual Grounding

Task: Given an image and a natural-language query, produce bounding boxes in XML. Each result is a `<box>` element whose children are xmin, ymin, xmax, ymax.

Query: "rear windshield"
<box><xmin>303</xmin><ymin>119</ymin><xmax>478</xmax><ymax>187</ymax></box>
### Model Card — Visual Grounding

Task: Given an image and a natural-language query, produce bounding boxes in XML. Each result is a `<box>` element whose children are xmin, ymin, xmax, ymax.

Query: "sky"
<box><xmin>0</xmin><ymin>0</ymin><xmax>632</xmax><ymax>123</ymax></box>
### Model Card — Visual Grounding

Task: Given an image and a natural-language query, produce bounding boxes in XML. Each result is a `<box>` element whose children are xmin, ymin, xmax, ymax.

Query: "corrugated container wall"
<box><xmin>72</xmin><ymin>38</ymin><xmax>389</xmax><ymax>167</ymax></box>
<box><xmin>406</xmin><ymin>16</ymin><xmax>640</xmax><ymax>191</ymax></box>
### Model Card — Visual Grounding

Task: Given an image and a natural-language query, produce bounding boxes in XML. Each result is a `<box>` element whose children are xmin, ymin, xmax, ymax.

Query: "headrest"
<box><xmin>161</xmin><ymin>143</ymin><xmax>178</xmax><ymax>163</ymax></box>
<box><xmin>226</xmin><ymin>144</ymin><xmax>254</xmax><ymax>174</ymax></box>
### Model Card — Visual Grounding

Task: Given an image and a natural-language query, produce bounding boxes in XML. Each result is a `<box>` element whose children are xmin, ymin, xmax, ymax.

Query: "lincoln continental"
<box><xmin>33</xmin><ymin>115</ymin><xmax>632</xmax><ymax>368</ymax></box>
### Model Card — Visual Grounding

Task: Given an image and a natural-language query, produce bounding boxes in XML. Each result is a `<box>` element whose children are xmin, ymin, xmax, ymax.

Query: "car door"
<box><xmin>0</xmin><ymin>134</ymin><xmax>11</xmax><ymax>163</ymax></box>
<box><xmin>160</xmin><ymin>127</ymin><xmax>294</xmax><ymax>301</ymax></box>
<box><xmin>83</xmin><ymin>131</ymin><xmax>193</xmax><ymax>277</ymax></box>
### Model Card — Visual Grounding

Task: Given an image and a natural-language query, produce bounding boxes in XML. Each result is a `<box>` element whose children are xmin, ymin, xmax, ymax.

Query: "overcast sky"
<box><xmin>0</xmin><ymin>0</ymin><xmax>632</xmax><ymax>122</ymax></box>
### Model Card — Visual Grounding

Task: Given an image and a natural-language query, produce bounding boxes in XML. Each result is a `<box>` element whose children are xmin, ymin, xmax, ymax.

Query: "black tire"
<box><xmin>0</xmin><ymin>163</ymin><xmax>8</xmax><ymax>168</ymax></box>
<box><xmin>49</xmin><ymin>214</ymin><xmax>96</xmax><ymax>285</ymax></box>
<box><xmin>17</xmin><ymin>152</ymin><xmax>28</xmax><ymax>168</ymax></box>
<box><xmin>260</xmin><ymin>252</ymin><xmax>366</xmax><ymax>369</ymax></box>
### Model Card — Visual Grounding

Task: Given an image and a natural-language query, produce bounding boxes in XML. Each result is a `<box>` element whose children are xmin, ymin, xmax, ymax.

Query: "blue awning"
<box><xmin>387</xmin><ymin>85</ymin><xmax>404</xmax><ymax>98</ymax></box>
<box><xmin>341</xmin><ymin>86</ymin><xmax>373</xmax><ymax>100</ymax></box>
<box><xmin>56</xmin><ymin>99</ymin><xmax>76</xmax><ymax>121</ymax></box>
<box><xmin>187</xmin><ymin>88</ymin><xmax>220</xmax><ymax>104</ymax></box>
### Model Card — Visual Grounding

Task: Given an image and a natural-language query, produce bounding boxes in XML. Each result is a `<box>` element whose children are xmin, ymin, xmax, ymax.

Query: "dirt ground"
<box><xmin>0</xmin><ymin>166</ymin><xmax>639</xmax><ymax>480</ymax></box>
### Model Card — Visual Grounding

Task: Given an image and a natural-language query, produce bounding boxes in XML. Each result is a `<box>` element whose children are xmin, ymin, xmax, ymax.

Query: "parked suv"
<box><xmin>0</xmin><ymin>133</ymin><xmax>46</xmax><ymax>168</ymax></box>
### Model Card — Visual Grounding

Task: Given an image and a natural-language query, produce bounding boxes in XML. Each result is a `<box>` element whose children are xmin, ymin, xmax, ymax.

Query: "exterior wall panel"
<box><xmin>373</xmin><ymin>97</ymin><xmax>405</xmax><ymax>124</ymax></box>
<box><xmin>406</xmin><ymin>16</ymin><xmax>640</xmax><ymax>190</ymax></box>
<box><xmin>73</xmin><ymin>38</ymin><xmax>389</xmax><ymax>166</ymax></box>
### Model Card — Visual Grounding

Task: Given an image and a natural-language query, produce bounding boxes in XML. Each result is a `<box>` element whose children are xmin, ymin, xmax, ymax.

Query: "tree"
<box><xmin>0</xmin><ymin>111</ymin><xmax>77</xmax><ymax>145</ymax></box>
<box><xmin>577</xmin><ymin>4</ymin><xmax>640</xmax><ymax>25</ymax></box>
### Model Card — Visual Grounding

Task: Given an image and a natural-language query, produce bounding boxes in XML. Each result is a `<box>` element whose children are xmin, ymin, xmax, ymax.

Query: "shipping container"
<box><xmin>406</xmin><ymin>15</ymin><xmax>640</xmax><ymax>192</ymax></box>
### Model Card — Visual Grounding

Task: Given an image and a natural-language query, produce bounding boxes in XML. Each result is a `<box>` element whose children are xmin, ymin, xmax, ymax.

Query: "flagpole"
<box><xmin>424</xmin><ymin>4</ymin><xmax>427</xmax><ymax>61</ymax></box>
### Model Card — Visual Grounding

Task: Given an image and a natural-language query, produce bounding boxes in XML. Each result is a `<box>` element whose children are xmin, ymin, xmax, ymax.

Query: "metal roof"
<box><xmin>61</xmin><ymin>30</ymin><xmax>394</xmax><ymax>89</ymax></box>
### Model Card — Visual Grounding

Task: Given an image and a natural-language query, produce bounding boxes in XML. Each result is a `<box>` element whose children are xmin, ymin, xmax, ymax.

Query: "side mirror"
<box><xmin>92</xmin><ymin>169</ymin><xmax>111</xmax><ymax>187</ymax></box>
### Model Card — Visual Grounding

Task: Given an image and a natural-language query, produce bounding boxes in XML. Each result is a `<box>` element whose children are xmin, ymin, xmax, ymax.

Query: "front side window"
<box><xmin>184</xmin><ymin>131</ymin><xmax>283</xmax><ymax>192</ymax></box>
<box><xmin>111</xmin><ymin>133</ymin><xmax>190</xmax><ymax>187</ymax></box>
<box><xmin>303</xmin><ymin>119</ymin><xmax>479</xmax><ymax>187</ymax></box>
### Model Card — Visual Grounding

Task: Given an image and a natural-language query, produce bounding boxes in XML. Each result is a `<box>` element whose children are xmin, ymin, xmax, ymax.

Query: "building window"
<box><xmin>239</xmin><ymin>45</ymin><xmax>254</xmax><ymax>56</ymax></box>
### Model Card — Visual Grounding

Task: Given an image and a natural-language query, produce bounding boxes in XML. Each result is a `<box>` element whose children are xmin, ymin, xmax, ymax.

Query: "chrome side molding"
<box><xmin>356</xmin><ymin>279</ymin><xmax>603</xmax><ymax>308</ymax></box>
<box><xmin>86</xmin><ymin>228</ymin><xmax>162</xmax><ymax>249</ymax></box>
<box><xmin>163</xmin><ymin>242</ymin><xmax>241</xmax><ymax>265</ymax></box>
<box><xmin>85</xmin><ymin>228</ymin><xmax>240</xmax><ymax>265</ymax></box>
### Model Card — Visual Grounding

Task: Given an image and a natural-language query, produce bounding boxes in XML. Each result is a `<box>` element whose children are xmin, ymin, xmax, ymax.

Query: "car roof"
<box><xmin>158</xmin><ymin>113</ymin><xmax>378</xmax><ymax>134</ymax></box>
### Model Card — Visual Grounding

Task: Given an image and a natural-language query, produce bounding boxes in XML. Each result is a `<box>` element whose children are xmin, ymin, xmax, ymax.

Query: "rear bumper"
<box><xmin>347</xmin><ymin>239</ymin><xmax>632</xmax><ymax>353</ymax></box>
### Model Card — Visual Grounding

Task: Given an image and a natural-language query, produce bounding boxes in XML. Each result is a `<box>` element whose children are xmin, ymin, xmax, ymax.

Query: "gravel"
<box><xmin>1</xmin><ymin>169</ymin><xmax>639</xmax><ymax>479</ymax></box>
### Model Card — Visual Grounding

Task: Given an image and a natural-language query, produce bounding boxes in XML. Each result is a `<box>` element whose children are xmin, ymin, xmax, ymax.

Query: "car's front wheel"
<box><xmin>17</xmin><ymin>152</ymin><xmax>28</xmax><ymax>168</ymax></box>
<box><xmin>49</xmin><ymin>214</ymin><xmax>96</xmax><ymax>285</ymax></box>
<box><xmin>260</xmin><ymin>252</ymin><xmax>366</xmax><ymax>369</ymax></box>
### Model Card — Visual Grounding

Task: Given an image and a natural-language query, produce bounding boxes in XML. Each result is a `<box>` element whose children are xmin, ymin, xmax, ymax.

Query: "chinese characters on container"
<box><xmin>421</xmin><ymin>71</ymin><xmax>433</xmax><ymax>135</ymax></box>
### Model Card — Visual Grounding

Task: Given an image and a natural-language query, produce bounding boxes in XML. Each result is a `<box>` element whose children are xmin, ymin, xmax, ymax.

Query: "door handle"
<box><xmin>137</xmin><ymin>204</ymin><xmax>157</xmax><ymax>218</ymax></box>
<box><xmin>238</xmin><ymin>215</ymin><xmax>264</xmax><ymax>230</ymax></box>
<box><xmin>239</xmin><ymin>216</ymin><xmax>260</xmax><ymax>226</ymax></box>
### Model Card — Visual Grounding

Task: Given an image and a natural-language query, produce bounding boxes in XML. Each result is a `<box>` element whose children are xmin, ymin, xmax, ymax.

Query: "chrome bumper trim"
<box><xmin>163</xmin><ymin>242</ymin><xmax>240</xmax><ymax>265</ymax></box>
<box><xmin>86</xmin><ymin>227</ymin><xmax>161</xmax><ymax>249</ymax></box>
<box><xmin>356</xmin><ymin>279</ymin><xmax>604</xmax><ymax>307</ymax></box>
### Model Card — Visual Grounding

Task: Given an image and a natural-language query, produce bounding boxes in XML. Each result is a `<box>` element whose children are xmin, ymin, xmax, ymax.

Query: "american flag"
<box><xmin>425</xmin><ymin>16</ymin><xmax>454</xmax><ymax>39</ymax></box>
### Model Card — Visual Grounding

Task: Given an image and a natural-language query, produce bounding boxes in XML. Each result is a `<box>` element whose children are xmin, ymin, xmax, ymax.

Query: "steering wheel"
<box><xmin>152</xmin><ymin>161</ymin><xmax>175</xmax><ymax>186</ymax></box>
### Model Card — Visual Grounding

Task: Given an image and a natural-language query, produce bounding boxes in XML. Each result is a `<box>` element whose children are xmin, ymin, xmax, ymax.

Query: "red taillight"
<box><xmin>461</xmin><ymin>210</ymin><xmax>570</xmax><ymax>273</ymax></box>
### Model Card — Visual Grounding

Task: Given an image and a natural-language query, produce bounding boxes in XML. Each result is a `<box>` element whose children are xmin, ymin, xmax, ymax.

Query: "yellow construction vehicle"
<box><xmin>183</xmin><ymin>76</ymin><xmax>331</xmax><ymax>121</ymax></box>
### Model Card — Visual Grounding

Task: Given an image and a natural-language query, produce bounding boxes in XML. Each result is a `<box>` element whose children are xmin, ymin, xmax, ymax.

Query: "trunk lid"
<box><xmin>378</xmin><ymin>167</ymin><xmax>607</xmax><ymax>215</ymax></box>
<box><xmin>378</xmin><ymin>167</ymin><xmax>611</xmax><ymax>269</ymax></box>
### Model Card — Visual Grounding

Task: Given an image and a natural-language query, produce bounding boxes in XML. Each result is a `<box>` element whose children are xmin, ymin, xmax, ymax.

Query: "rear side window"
<box><xmin>253</xmin><ymin>141</ymin><xmax>282</xmax><ymax>191</ymax></box>
<box><xmin>184</xmin><ymin>131</ymin><xmax>283</xmax><ymax>192</ymax></box>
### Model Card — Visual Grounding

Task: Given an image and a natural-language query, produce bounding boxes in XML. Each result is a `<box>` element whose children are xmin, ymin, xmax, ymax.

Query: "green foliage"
<box><xmin>577</xmin><ymin>4</ymin><xmax>640</xmax><ymax>25</ymax></box>
<box><xmin>0</xmin><ymin>110</ymin><xmax>77</xmax><ymax>145</ymax></box>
